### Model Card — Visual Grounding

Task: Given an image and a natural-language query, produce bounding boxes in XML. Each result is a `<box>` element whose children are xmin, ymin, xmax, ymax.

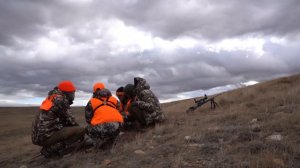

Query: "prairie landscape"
<box><xmin>0</xmin><ymin>74</ymin><xmax>299</xmax><ymax>168</ymax></box>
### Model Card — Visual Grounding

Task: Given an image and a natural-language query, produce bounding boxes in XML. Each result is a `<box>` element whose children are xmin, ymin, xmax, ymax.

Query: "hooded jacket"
<box><xmin>134</xmin><ymin>77</ymin><xmax>164</xmax><ymax>124</ymax></box>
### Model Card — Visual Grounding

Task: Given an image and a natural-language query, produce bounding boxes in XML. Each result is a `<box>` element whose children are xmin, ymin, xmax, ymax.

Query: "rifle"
<box><xmin>186</xmin><ymin>94</ymin><xmax>219</xmax><ymax>113</ymax></box>
<box><xmin>22</xmin><ymin>153</ymin><xmax>43</xmax><ymax>163</ymax></box>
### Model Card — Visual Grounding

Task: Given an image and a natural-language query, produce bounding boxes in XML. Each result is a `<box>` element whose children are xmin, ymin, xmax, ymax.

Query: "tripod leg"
<box><xmin>214</xmin><ymin>101</ymin><xmax>219</xmax><ymax>108</ymax></box>
<box><xmin>212</xmin><ymin>101</ymin><xmax>218</xmax><ymax>109</ymax></box>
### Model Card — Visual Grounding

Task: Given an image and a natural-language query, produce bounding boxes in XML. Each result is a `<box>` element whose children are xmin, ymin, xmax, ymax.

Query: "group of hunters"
<box><xmin>31</xmin><ymin>77</ymin><xmax>165</xmax><ymax>158</ymax></box>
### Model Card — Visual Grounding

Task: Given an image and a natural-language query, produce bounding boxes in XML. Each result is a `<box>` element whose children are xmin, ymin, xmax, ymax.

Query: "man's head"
<box><xmin>57</xmin><ymin>80</ymin><xmax>76</xmax><ymax>105</ymax></box>
<box><xmin>97</xmin><ymin>88</ymin><xmax>112</xmax><ymax>98</ymax></box>
<box><xmin>124</xmin><ymin>84</ymin><xmax>136</xmax><ymax>99</ymax></box>
<box><xmin>116</xmin><ymin>86</ymin><xmax>125</xmax><ymax>101</ymax></box>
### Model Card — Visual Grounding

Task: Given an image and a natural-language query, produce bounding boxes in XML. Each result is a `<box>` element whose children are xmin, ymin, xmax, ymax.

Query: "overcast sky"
<box><xmin>1</xmin><ymin>0</ymin><xmax>300</xmax><ymax>106</ymax></box>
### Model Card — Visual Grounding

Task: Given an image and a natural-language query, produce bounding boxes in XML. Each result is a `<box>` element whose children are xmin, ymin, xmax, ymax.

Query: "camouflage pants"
<box><xmin>86</xmin><ymin>122</ymin><xmax>120</xmax><ymax>149</ymax></box>
<box><xmin>40</xmin><ymin>126</ymin><xmax>85</xmax><ymax>157</ymax></box>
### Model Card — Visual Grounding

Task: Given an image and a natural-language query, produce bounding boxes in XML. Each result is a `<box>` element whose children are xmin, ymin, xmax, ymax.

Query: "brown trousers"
<box><xmin>41</xmin><ymin>126</ymin><xmax>85</xmax><ymax>147</ymax></box>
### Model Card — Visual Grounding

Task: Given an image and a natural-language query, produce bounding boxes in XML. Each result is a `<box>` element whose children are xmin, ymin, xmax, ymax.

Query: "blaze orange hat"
<box><xmin>93</xmin><ymin>82</ymin><xmax>105</xmax><ymax>92</ymax></box>
<box><xmin>58</xmin><ymin>80</ymin><xmax>76</xmax><ymax>92</ymax></box>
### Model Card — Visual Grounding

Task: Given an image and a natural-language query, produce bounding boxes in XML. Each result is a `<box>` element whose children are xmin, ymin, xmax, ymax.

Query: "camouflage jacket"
<box><xmin>32</xmin><ymin>88</ymin><xmax>78</xmax><ymax>145</ymax></box>
<box><xmin>134</xmin><ymin>77</ymin><xmax>164</xmax><ymax>123</ymax></box>
<box><xmin>85</xmin><ymin>88</ymin><xmax>120</xmax><ymax>124</ymax></box>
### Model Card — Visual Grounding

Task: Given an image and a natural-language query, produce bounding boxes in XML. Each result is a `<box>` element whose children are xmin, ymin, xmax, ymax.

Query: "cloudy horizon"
<box><xmin>1</xmin><ymin>0</ymin><xmax>300</xmax><ymax>106</ymax></box>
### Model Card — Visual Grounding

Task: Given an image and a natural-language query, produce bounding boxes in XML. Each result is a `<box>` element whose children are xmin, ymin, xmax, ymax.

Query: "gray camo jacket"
<box><xmin>134</xmin><ymin>77</ymin><xmax>165</xmax><ymax>124</ymax></box>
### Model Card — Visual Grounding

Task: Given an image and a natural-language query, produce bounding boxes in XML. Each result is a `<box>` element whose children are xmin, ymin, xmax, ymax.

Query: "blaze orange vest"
<box><xmin>119</xmin><ymin>96</ymin><xmax>138</xmax><ymax>116</ymax></box>
<box><xmin>40</xmin><ymin>94</ymin><xmax>59</xmax><ymax>111</ymax></box>
<box><xmin>90</xmin><ymin>97</ymin><xmax>124</xmax><ymax>125</ymax></box>
<box><xmin>120</xmin><ymin>100</ymin><xmax>132</xmax><ymax>116</ymax></box>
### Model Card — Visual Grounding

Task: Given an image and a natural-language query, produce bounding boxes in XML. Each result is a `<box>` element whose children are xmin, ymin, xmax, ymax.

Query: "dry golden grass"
<box><xmin>0</xmin><ymin>74</ymin><xmax>300</xmax><ymax>168</ymax></box>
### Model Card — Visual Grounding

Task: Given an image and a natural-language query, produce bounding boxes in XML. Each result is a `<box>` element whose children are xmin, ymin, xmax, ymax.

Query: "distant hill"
<box><xmin>0</xmin><ymin>73</ymin><xmax>299</xmax><ymax>168</ymax></box>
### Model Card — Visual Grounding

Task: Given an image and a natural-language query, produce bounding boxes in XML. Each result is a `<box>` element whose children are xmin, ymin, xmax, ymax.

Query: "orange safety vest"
<box><xmin>119</xmin><ymin>96</ymin><xmax>138</xmax><ymax>116</ymax></box>
<box><xmin>90</xmin><ymin>97</ymin><xmax>124</xmax><ymax>125</ymax></box>
<box><xmin>40</xmin><ymin>94</ymin><xmax>59</xmax><ymax>111</ymax></box>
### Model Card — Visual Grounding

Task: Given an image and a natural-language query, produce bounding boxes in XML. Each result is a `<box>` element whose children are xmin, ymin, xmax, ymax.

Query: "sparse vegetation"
<box><xmin>0</xmin><ymin>74</ymin><xmax>300</xmax><ymax>168</ymax></box>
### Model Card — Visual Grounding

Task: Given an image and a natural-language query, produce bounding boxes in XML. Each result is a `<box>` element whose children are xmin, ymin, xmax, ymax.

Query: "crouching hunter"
<box><xmin>32</xmin><ymin>81</ymin><xmax>85</xmax><ymax>158</ymax></box>
<box><xmin>85</xmin><ymin>83</ymin><xmax>123</xmax><ymax>149</ymax></box>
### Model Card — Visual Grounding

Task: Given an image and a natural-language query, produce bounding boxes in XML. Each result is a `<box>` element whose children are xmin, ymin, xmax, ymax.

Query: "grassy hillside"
<box><xmin>0</xmin><ymin>74</ymin><xmax>300</xmax><ymax>168</ymax></box>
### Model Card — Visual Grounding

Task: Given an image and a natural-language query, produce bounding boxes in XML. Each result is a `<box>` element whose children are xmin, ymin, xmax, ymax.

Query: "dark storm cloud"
<box><xmin>2</xmin><ymin>0</ymin><xmax>300</xmax><ymax>45</ymax></box>
<box><xmin>0</xmin><ymin>0</ymin><xmax>100</xmax><ymax>46</ymax></box>
<box><xmin>0</xmin><ymin>0</ymin><xmax>53</xmax><ymax>46</ymax></box>
<box><xmin>95</xmin><ymin>0</ymin><xmax>300</xmax><ymax>39</ymax></box>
